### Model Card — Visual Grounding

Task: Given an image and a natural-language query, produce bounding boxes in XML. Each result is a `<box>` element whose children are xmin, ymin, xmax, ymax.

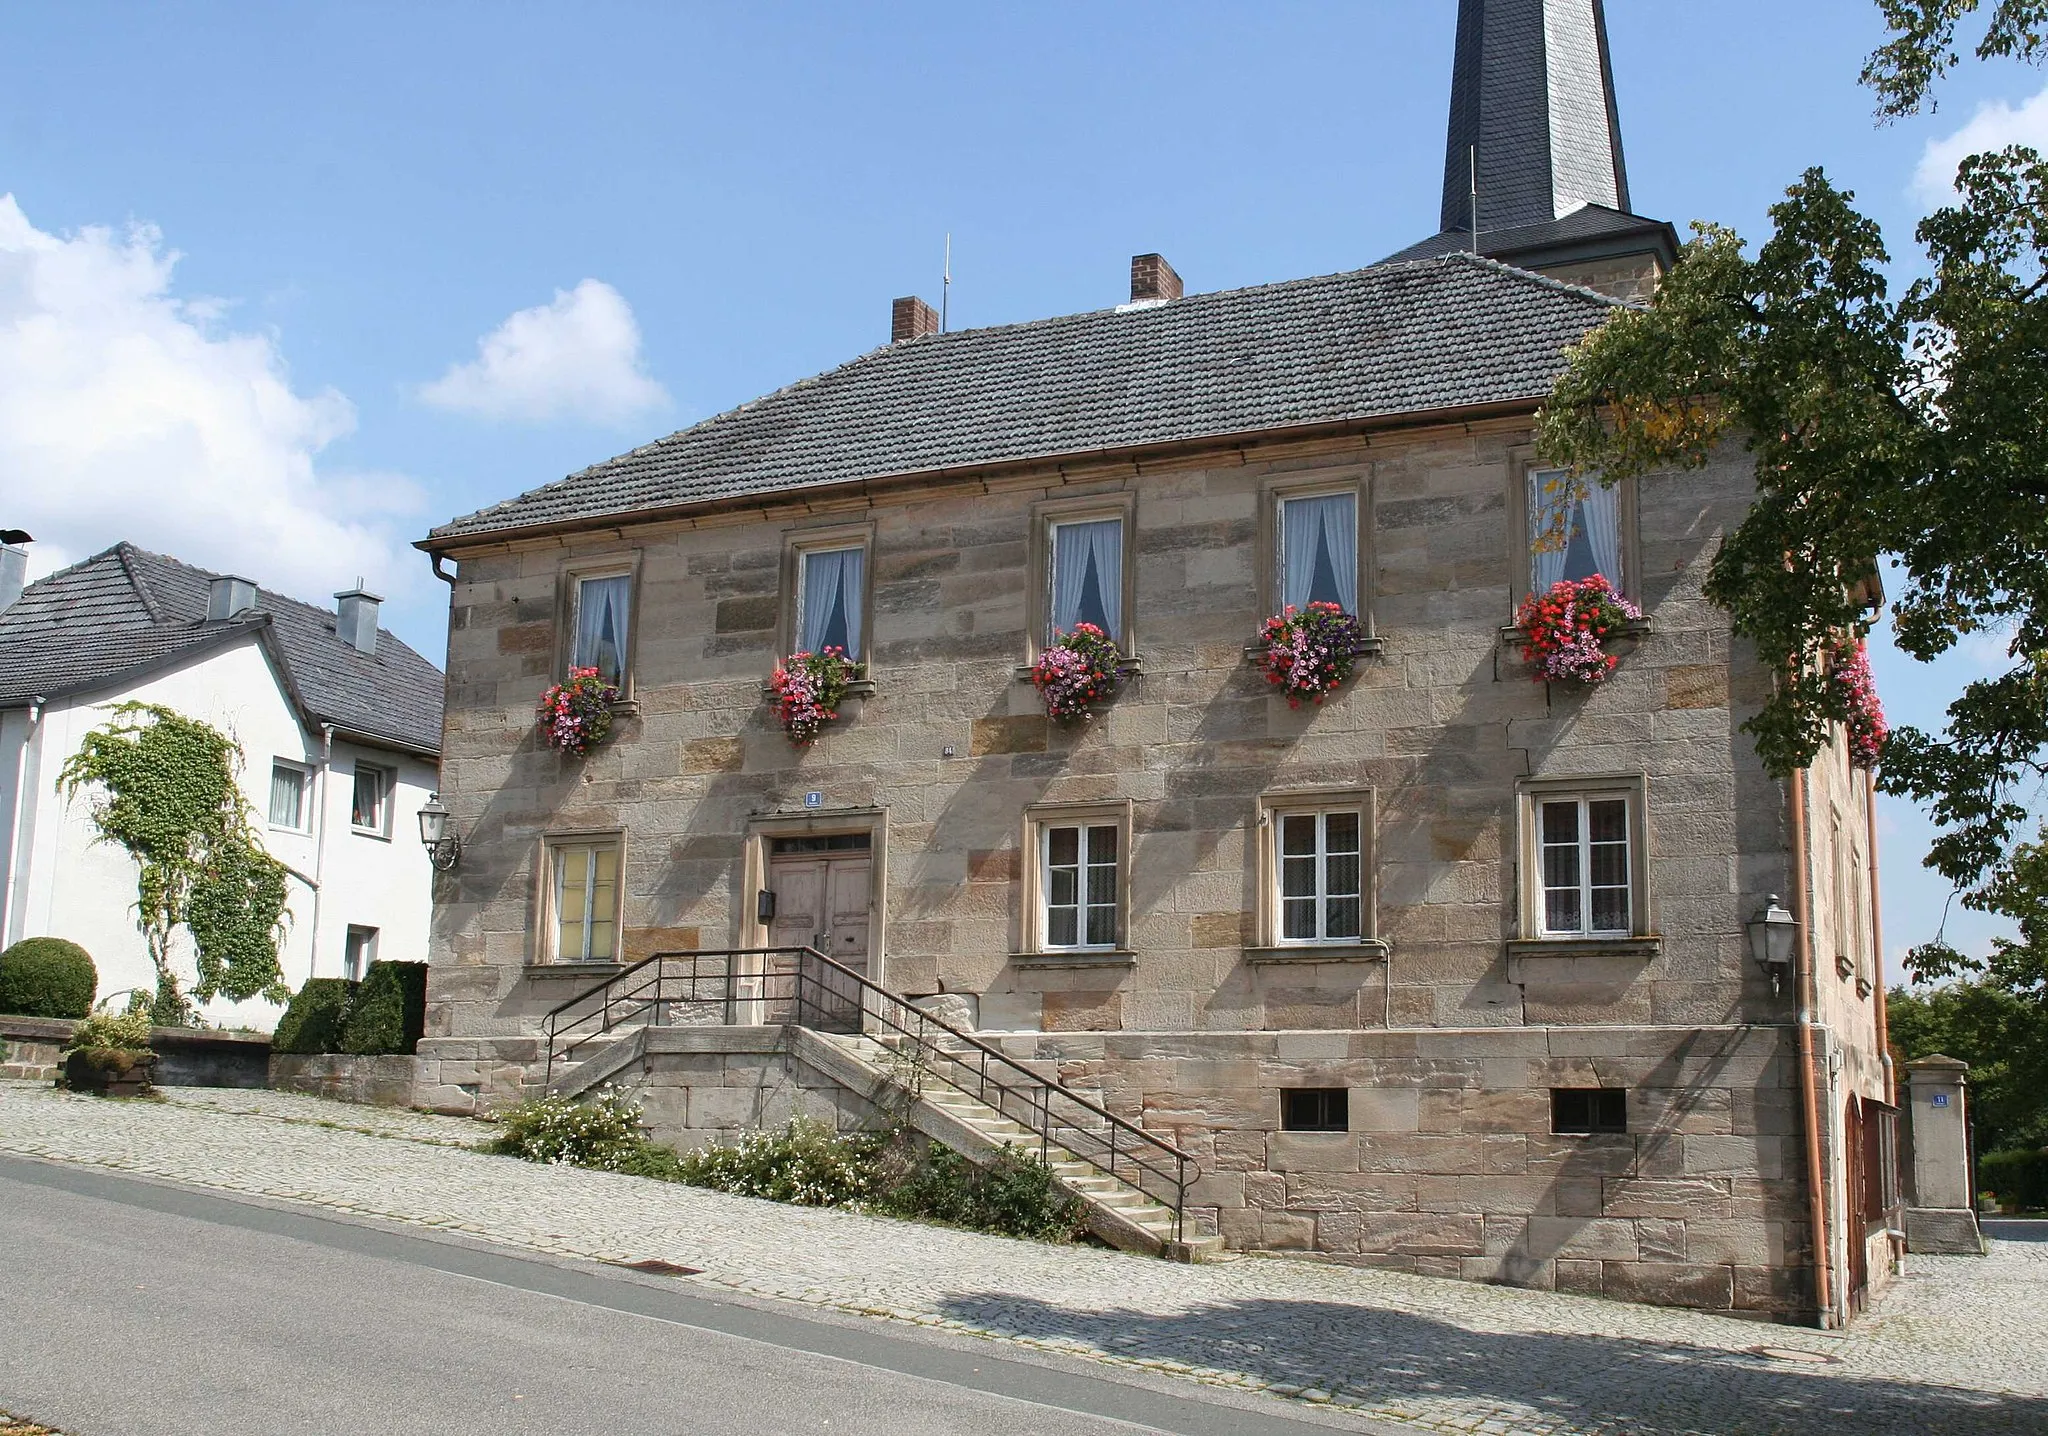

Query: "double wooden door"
<box><xmin>767</xmin><ymin>833</ymin><xmax>872</xmax><ymax>979</ymax></box>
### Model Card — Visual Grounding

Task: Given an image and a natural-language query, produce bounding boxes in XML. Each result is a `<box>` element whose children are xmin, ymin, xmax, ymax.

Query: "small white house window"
<box><xmin>1529</xmin><ymin>467</ymin><xmax>1622</xmax><ymax>591</ymax></box>
<box><xmin>351</xmin><ymin>765</ymin><xmax>390</xmax><ymax>834</ymax></box>
<box><xmin>550</xmin><ymin>839</ymin><xmax>622</xmax><ymax>963</ymax></box>
<box><xmin>1277</xmin><ymin>491</ymin><xmax>1359</xmax><ymax>614</ymax></box>
<box><xmin>1048</xmin><ymin>516</ymin><xmax>1123</xmax><ymax>644</ymax></box>
<box><xmin>268</xmin><ymin>761</ymin><xmax>309</xmax><ymax>831</ymax></box>
<box><xmin>796</xmin><ymin>546</ymin><xmax>865</xmax><ymax>660</ymax></box>
<box><xmin>571</xmin><ymin>572</ymin><xmax>632</xmax><ymax>686</ymax></box>
<box><xmin>342</xmin><ymin>925</ymin><xmax>378</xmax><ymax>982</ymax></box>
<box><xmin>1537</xmin><ymin>795</ymin><xmax>1633</xmax><ymax>937</ymax></box>
<box><xmin>1277</xmin><ymin>808</ymin><xmax>1365</xmax><ymax>943</ymax></box>
<box><xmin>1042</xmin><ymin>823</ymin><xmax>1119</xmax><ymax>950</ymax></box>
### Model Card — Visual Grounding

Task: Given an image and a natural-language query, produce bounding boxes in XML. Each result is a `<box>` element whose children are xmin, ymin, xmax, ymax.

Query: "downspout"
<box><xmin>1864</xmin><ymin>778</ymin><xmax>1892</xmax><ymax>1103</ymax></box>
<box><xmin>1790</xmin><ymin>769</ymin><xmax>1835</xmax><ymax>1326</ymax></box>
<box><xmin>308</xmin><ymin>724</ymin><xmax>334</xmax><ymax>977</ymax></box>
<box><xmin>1</xmin><ymin>697</ymin><xmax>45</xmax><ymax>949</ymax></box>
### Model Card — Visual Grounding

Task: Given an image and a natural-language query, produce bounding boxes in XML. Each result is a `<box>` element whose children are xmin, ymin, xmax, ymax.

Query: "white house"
<box><xmin>0</xmin><ymin>541</ymin><xmax>444</xmax><ymax>1029</ymax></box>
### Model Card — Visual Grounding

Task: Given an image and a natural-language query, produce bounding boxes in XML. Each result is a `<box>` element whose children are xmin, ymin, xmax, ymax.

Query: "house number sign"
<box><xmin>804</xmin><ymin>791</ymin><xmax>823</xmax><ymax>809</ymax></box>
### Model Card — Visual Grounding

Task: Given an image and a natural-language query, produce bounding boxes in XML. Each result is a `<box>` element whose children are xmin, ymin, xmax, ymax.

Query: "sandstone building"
<box><xmin>417</xmin><ymin>0</ymin><xmax>1897</xmax><ymax>1324</ymax></box>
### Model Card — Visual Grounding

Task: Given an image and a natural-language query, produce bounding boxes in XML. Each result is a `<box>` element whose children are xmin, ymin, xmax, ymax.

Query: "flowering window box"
<box><xmin>1029</xmin><ymin>623</ymin><xmax>1125</xmax><ymax>723</ymax></box>
<box><xmin>1510</xmin><ymin>576</ymin><xmax>1645</xmax><ymax>685</ymax></box>
<box><xmin>769</xmin><ymin>648</ymin><xmax>864</xmax><ymax>745</ymax></box>
<box><xmin>538</xmin><ymin>667</ymin><xmax>621</xmax><ymax>756</ymax></box>
<box><xmin>1251</xmin><ymin>603</ymin><xmax>1374</xmax><ymax>706</ymax></box>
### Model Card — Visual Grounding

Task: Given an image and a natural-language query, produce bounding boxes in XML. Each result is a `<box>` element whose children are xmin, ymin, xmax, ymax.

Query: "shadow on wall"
<box><xmin>931</xmin><ymin>1290</ymin><xmax>2037</xmax><ymax>1435</ymax></box>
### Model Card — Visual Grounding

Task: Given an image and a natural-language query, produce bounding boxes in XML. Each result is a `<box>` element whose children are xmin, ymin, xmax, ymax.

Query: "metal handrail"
<box><xmin>536</xmin><ymin>946</ymin><xmax>1197</xmax><ymax>1242</ymax></box>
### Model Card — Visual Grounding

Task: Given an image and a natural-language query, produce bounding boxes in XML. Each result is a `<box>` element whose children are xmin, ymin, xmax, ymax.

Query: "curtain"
<box><xmin>574</xmin><ymin>575</ymin><xmax>631</xmax><ymax>685</ymax></box>
<box><xmin>800</xmin><ymin>547</ymin><xmax>864</xmax><ymax>658</ymax></box>
<box><xmin>1578</xmin><ymin>479</ymin><xmax>1622</xmax><ymax>586</ymax></box>
<box><xmin>1280</xmin><ymin>492</ymin><xmax>1357</xmax><ymax>614</ymax></box>
<box><xmin>1531</xmin><ymin>470</ymin><xmax>1622</xmax><ymax>590</ymax></box>
<box><xmin>1529</xmin><ymin>469</ymin><xmax>1570</xmax><ymax>592</ymax></box>
<box><xmin>1051</xmin><ymin>518</ymin><xmax>1121</xmax><ymax>641</ymax></box>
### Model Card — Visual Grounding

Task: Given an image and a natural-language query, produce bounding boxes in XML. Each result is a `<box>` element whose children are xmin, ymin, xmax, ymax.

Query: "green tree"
<box><xmin>1888</xmin><ymin>979</ymin><xmax>2048</xmax><ymax>1154</ymax></box>
<box><xmin>1537</xmin><ymin>2</ymin><xmax>2048</xmax><ymax>995</ymax></box>
<box><xmin>57</xmin><ymin>703</ymin><xmax>291</xmax><ymax>1023</ymax></box>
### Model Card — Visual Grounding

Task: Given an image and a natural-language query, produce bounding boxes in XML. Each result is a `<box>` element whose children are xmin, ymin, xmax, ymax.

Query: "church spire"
<box><xmin>1440</xmin><ymin>0</ymin><xmax>1630</xmax><ymax>236</ymax></box>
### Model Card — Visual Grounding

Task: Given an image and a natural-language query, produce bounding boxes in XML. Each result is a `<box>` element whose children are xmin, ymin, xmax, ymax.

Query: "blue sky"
<box><xmin>4</xmin><ymin>1</ymin><xmax>2044</xmax><ymax>973</ymax></box>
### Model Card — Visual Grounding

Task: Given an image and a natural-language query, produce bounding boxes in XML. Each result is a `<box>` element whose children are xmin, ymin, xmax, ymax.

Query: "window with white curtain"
<box><xmin>1048</xmin><ymin>516</ymin><xmax>1123</xmax><ymax>644</ymax></box>
<box><xmin>268</xmin><ymin>761</ymin><xmax>308</xmax><ymax>831</ymax></box>
<box><xmin>1277</xmin><ymin>491</ymin><xmax>1359</xmax><ymax>615</ymax></box>
<box><xmin>1528</xmin><ymin>468</ymin><xmax>1622</xmax><ymax>592</ymax></box>
<box><xmin>571</xmin><ymin>573</ymin><xmax>632</xmax><ymax>686</ymax></box>
<box><xmin>796</xmin><ymin>546</ymin><xmax>865</xmax><ymax>660</ymax></box>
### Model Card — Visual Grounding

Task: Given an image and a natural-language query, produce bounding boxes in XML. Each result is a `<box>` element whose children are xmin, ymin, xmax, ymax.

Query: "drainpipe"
<box><xmin>1864</xmin><ymin>778</ymin><xmax>1893</xmax><ymax>1103</ymax></box>
<box><xmin>1790</xmin><ymin>768</ymin><xmax>1835</xmax><ymax>1326</ymax></box>
<box><xmin>308</xmin><ymin>724</ymin><xmax>334</xmax><ymax>977</ymax></box>
<box><xmin>1</xmin><ymin>697</ymin><xmax>44</xmax><ymax>949</ymax></box>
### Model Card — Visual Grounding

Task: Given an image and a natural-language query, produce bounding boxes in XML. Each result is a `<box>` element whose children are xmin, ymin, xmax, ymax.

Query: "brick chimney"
<box><xmin>891</xmin><ymin>296</ymin><xmax>940</xmax><ymax>343</ymax></box>
<box><xmin>1129</xmin><ymin>253</ymin><xmax>1183</xmax><ymax>305</ymax></box>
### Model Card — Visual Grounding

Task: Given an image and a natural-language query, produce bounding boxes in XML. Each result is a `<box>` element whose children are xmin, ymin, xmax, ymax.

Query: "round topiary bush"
<box><xmin>0</xmin><ymin>937</ymin><xmax>98</xmax><ymax>1019</ymax></box>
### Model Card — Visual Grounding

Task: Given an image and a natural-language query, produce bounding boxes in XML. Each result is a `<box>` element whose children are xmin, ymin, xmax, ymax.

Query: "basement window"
<box><xmin>1281</xmin><ymin>1088</ymin><xmax>1349</xmax><ymax>1133</ymax></box>
<box><xmin>1551</xmin><ymin>1088</ymin><xmax>1627</xmax><ymax>1135</ymax></box>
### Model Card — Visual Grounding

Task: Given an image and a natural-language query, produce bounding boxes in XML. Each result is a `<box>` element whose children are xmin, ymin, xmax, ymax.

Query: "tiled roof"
<box><xmin>0</xmin><ymin>544</ymin><xmax>444</xmax><ymax>756</ymax></box>
<box><xmin>426</xmin><ymin>254</ymin><xmax>1623</xmax><ymax>547</ymax></box>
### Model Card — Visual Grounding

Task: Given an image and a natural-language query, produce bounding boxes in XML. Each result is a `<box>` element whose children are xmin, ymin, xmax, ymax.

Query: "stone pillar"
<box><xmin>1903</xmin><ymin>1054</ymin><xmax>1984</xmax><ymax>1255</ymax></box>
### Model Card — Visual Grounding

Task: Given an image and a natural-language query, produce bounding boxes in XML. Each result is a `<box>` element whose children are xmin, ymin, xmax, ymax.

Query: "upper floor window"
<box><xmin>351</xmin><ymin>764</ymin><xmax>391</xmax><ymax>835</ymax></box>
<box><xmin>796</xmin><ymin>545</ymin><xmax>865</xmax><ymax>660</ymax></box>
<box><xmin>1528</xmin><ymin>467</ymin><xmax>1623</xmax><ymax>592</ymax></box>
<box><xmin>1049</xmin><ymin>516</ymin><xmax>1124</xmax><ymax>645</ymax></box>
<box><xmin>1277</xmin><ymin>490</ymin><xmax>1359</xmax><ymax>615</ymax></box>
<box><xmin>571</xmin><ymin>572</ymin><xmax>632</xmax><ymax>687</ymax></box>
<box><xmin>547</xmin><ymin>835</ymin><xmax>623</xmax><ymax>963</ymax></box>
<box><xmin>268</xmin><ymin>761</ymin><xmax>309</xmax><ymax>832</ymax></box>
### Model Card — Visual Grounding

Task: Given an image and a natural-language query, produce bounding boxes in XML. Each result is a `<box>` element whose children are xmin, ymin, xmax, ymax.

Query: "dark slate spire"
<box><xmin>1380</xmin><ymin>0</ymin><xmax>1675</xmax><ymax>301</ymax></box>
<box><xmin>1440</xmin><ymin>0</ymin><xmax>1629</xmax><ymax>235</ymax></box>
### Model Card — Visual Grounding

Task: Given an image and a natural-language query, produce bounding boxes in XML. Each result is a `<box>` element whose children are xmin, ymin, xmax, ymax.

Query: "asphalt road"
<box><xmin>0</xmin><ymin>1156</ymin><xmax>1384</xmax><ymax>1436</ymax></box>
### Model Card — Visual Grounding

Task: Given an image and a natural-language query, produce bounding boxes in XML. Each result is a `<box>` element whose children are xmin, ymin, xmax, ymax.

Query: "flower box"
<box><xmin>538</xmin><ymin>667</ymin><xmax>620</xmax><ymax>756</ymax></box>
<box><xmin>1830</xmin><ymin>639</ymin><xmax>1885</xmax><ymax>769</ymax></box>
<box><xmin>1512</xmin><ymin>575</ymin><xmax>1643</xmax><ymax>685</ymax></box>
<box><xmin>64</xmin><ymin>1047</ymin><xmax>156</xmax><ymax>1097</ymax></box>
<box><xmin>770</xmin><ymin>648</ymin><xmax>862</xmax><ymax>744</ymax></box>
<box><xmin>1030</xmin><ymin>623</ymin><xmax>1122</xmax><ymax>723</ymax></box>
<box><xmin>1255</xmin><ymin>603</ymin><xmax>1370</xmax><ymax>707</ymax></box>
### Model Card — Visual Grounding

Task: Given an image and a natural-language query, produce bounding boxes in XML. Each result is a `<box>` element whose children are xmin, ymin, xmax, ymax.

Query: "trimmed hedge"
<box><xmin>0</xmin><ymin>937</ymin><xmax>97</xmax><ymax>1019</ymax></box>
<box><xmin>340</xmin><ymin>961</ymin><xmax>427</xmax><ymax>1056</ymax></box>
<box><xmin>273</xmin><ymin>978</ymin><xmax>357</xmax><ymax>1055</ymax></box>
<box><xmin>1980</xmin><ymin>1147</ymin><xmax>2048</xmax><ymax>1214</ymax></box>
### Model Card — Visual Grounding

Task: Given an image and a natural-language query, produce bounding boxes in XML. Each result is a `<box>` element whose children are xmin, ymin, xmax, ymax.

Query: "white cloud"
<box><xmin>1913</xmin><ymin>83</ymin><xmax>2048</xmax><ymax>205</ymax></box>
<box><xmin>0</xmin><ymin>194</ymin><xmax>421</xmax><ymax>608</ymax></box>
<box><xmin>417</xmin><ymin>279</ymin><xmax>668</xmax><ymax>423</ymax></box>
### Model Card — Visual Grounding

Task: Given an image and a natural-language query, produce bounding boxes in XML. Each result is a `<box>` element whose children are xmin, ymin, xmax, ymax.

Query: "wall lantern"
<box><xmin>1747</xmin><ymin>894</ymin><xmax>1798</xmax><ymax>994</ymax></box>
<box><xmin>417</xmin><ymin>792</ymin><xmax>462</xmax><ymax>872</ymax></box>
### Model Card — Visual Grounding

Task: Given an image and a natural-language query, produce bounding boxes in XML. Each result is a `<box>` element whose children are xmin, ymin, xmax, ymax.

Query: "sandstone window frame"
<box><xmin>1026</xmin><ymin>491</ymin><xmax>1138</xmax><ymax>662</ymax></box>
<box><xmin>1247</xmin><ymin>786</ymin><xmax>1387</xmax><ymax>961</ymax></box>
<box><xmin>556</xmin><ymin>549</ymin><xmax>644</xmax><ymax>699</ymax></box>
<box><xmin>779</xmin><ymin>520</ymin><xmax>876</xmax><ymax>665</ymax></box>
<box><xmin>535</xmin><ymin>829</ymin><xmax>628</xmax><ymax>967</ymax></box>
<box><xmin>1254</xmin><ymin>469</ymin><xmax>1377</xmax><ymax>636</ymax></box>
<box><xmin>1016</xmin><ymin>799</ymin><xmax>1135</xmax><ymax>962</ymax></box>
<box><xmin>1511</xmin><ymin>774</ymin><xmax>1655</xmax><ymax>952</ymax></box>
<box><xmin>1505</xmin><ymin>445</ymin><xmax>1641</xmax><ymax>612</ymax></box>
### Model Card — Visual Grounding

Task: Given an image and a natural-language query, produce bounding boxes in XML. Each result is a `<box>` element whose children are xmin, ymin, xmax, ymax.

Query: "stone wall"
<box><xmin>269</xmin><ymin>1053</ymin><xmax>421</xmax><ymax>1108</ymax></box>
<box><xmin>1</xmin><ymin>1015</ymin><xmax>66</xmax><ymax>1081</ymax></box>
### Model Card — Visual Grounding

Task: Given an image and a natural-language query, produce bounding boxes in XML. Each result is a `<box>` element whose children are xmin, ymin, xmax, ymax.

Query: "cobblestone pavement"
<box><xmin>3</xmin><ymin>1081</ymin><xmax>2042</xmax><ymax>1435</ymax></box>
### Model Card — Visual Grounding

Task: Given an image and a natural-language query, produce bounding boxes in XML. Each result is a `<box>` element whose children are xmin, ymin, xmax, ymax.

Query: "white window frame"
<box><xmin>540</xmin><ymin>832</ymin><xmax>627</xmax><ymax>965</ymax></box>
<box><xmin>342</xmin><ymin>924</ymin><xmax>378</xmax><ymax>982</ymax></box>
<box><xmin>1272</xmin><ymin>807</ymin><xmax>1367</xmax><ymax>945</ymax></box>
<box><xmin>793</xmin><ymin>542</ymin><xmax>867</xmax><ymax>662</ymax></box>
<box><xmin>268</xmin><ymin>759</ymin><xmax>311</xmax><ymax>834</ymax></box>
<box><xmin>568</xmin><ymin>570</ymin><xmax>634</xmax><ymax>683</ymax></box>
<box><xmin>1039</xmin><ymin>822</ymin><xmax>1120</xmax><ymax>952</ymax></box>
<box><xmin>1254</xmin><ymin>787</ymin><xmax>1377</xmax><ymax>950</ymax></box>
<box><xmin>350</xmin><ymin>763</ymin><xmax>392</xmax><ymax>837</ymax></box>
<box><xmin>1532</xmin><ymin>793</ymin><xmax>1635</xmax><ymax>940</ymax></box>
<box><xmin>1019</xmin><ymin>801</ymin><xmax>1132</xmax><ymax>956</ymax></box>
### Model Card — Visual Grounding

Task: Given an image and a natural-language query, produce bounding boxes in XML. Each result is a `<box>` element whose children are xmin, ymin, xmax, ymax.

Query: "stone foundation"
<box><xmin>1</xmin><ymin>1016</ymin><xmax>67</xmax><ymax>1081</ymax></box>
<box><xmin>269</xmin><ymin>1053</ymin><xmax>421</xmax><ymax>1108</ymax></box>
<box><xmin>1906</xmin><ymin>1207</ymin><xmax>1985</xmax><ymax>1256</ymax></box>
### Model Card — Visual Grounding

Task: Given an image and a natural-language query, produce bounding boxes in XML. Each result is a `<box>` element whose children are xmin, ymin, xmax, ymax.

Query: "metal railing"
<box><xmin>540</xmin><ymin>946</ymin><xmax>1197</xmax><ymax>1240</ymax></box>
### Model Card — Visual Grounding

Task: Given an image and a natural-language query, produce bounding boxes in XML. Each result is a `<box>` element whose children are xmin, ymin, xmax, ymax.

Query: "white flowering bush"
<box><xmin>676</xmin><ymin>1117</ymin><xmax>888</xmax><ymax>1206</ymax></box>
<box><xmin>487</xmin><ymin>1088</ymin><xmax>681</xmax><ymax>1177</ymax></box>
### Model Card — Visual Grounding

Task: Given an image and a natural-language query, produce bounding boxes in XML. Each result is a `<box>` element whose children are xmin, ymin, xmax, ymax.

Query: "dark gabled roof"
<box><xmin>426</xmin><ymin>254</ymin><xmax>1623</xmax><ymax>546</ymax></box>
<box><xmin>1379</xmin><ymin>203</ymin><xmax>1679</xmax><ymax>268</ymax></box>
<box><xmin>0</xmin><ymin>544</ymin><xmax>444</xmax><ymax>757</ymax></box>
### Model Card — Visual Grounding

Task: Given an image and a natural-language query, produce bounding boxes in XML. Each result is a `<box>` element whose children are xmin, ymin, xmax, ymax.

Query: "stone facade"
<box><xmin>423</xmin><ymin>411</ymin><xmax>1892</xmax><ymax>1323</ymax></box>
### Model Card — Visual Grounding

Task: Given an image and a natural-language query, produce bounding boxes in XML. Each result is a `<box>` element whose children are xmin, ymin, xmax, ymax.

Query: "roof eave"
<box><xmin>418</xmin><ymin>394</ymin><xmax>1552</xmax><ymax>555</ymax></box>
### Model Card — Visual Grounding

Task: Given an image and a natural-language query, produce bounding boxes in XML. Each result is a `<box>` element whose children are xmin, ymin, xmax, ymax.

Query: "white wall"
<box><xmin>0</xmin><ymin>635</ymin><xmax>438</xmax><ymax>1030</ymax></box>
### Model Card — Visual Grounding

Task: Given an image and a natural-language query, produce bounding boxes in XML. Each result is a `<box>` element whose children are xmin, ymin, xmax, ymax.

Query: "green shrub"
<box><xmin>68</xmin><ymin>1008</ymin><xmax>153</xmax><ymax>1052</ymax></box>
<box><xmin>1980</xmin><ymin>1148</ymin><xmax>2048</xmax><ymax>1213</ymax></box>
<box><xmin>273</xmin><ymin>978</ymin><xmax>357</xmax><ymax>1054</ymax></box>
<box><xmin>676</xmin><ymin>1117</ymin><xmax>888</xmax><ymax>1206</ymax></box>
<box><xmin>0</xmin><ymin>937</ymin><xmax>97</xmax><ymax>1019</ymax></box>
<box><xmin>488</xmin><ymin>1090</ymin><xmax>680</xmax><ymax>1174</ymax></box>
<box><xmin>879</xmin><ymin>1142</ymin><xmax>1089</xmax><ymax>1241</ymax></box>
<box><xmin>339</xmin><ymin>961</ymin><xmax>424</xmax><ymax>1054</ymax></box>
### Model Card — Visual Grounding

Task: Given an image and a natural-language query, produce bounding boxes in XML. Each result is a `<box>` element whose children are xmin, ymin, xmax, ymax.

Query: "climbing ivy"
<box><xmin>57</xmin><ymin>703</ymin><xmax>291</xmax><ymax>1023</ymax></box>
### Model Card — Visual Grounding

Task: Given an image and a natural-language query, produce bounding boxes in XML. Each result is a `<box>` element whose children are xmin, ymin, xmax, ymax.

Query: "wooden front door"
<box><xmin>767</xmin><ymin>833</ymin><xmax>872</xmax><ymax>979</ymax></box>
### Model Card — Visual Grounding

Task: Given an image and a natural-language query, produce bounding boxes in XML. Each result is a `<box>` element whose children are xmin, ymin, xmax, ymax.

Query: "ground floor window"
<box><xmin>343</xmin><ymin>924</ymin><xmax>378</xmax><ymax>981</ymax></box>
<box><xmin>1277</xmin><ymin>808</ymin><xmax>1364</xmax><ymax>943</ymax></box>
<box><xmin>545</xmin><ymin>835</ymin><xmax>623</xmax><ymax>963</ymax></box>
